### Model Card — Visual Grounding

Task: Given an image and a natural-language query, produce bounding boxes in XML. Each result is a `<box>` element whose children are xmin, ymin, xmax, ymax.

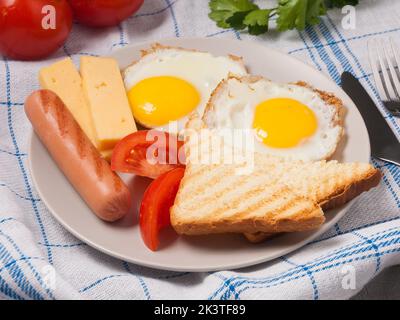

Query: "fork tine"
<box><xmin>376</xmin><ymin>39</ymin><xmax>398</xmax><ymax>100</ymax></box>
<box><xmin>368</xmin><ymin>39</ymin><xmax>388</xmax><ymax>100</ymax></box>
<box><xmin>383</xmin><ymin>39</ymin><xmax>400</xmax><ymax>99</ymax></box>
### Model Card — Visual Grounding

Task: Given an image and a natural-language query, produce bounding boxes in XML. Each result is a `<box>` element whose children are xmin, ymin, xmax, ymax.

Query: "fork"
<box><xmin>368</xmin><ymin>38</ymin><xmax>400</xmax><ymax>117</ymax></box>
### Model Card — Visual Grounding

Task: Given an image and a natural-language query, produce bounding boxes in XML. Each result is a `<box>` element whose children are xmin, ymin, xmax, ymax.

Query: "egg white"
<box><xmin>124</xmin><ymin>46</ymin><xmax>248</xmax><ymax>133</ymax></box>
<box><xmin>204</xmin><ymin>76</ymin><xmax>344</xmax><ymax>161</ymax></box>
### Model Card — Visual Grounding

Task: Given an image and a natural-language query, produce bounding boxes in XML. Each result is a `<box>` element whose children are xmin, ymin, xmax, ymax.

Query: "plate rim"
<box><xmin>28</xmin><ymin>37</ymin><xmax>371</xmax><ymax>272</ymax></box>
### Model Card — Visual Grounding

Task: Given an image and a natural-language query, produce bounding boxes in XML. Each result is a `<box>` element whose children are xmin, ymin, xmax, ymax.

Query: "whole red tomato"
<box><xmin>68</xmin><ymin>0</ymin><xmax>144</xmax><ymax>27</ymax></box>
<box><xmin>0</xmin><ymin>0</ymin><xmax>73</xmax><ymax>60</ymax></box>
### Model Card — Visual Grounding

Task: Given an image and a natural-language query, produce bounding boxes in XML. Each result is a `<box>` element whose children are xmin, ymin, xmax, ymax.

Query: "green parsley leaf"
<box><xmin>243</xmin><ymin>9</ymin><xmax>271</xmax><ymax>35</ymax></box>
<box><xmin>226</xmin><ymin>11</ymin><xmax>253</xmax><ymax>30</ymax></box>
<box><xmin>208</xmin><ymin>0</ymin><xmax>360</xmax><ymax>36</ymax></box>
<box><xmin>277</xmin><ymin>0</ymin><xmax>325</xmax><ymax>31</ymax></box>
<box><xmin>209</xmin><ymin>0</ymin><xmax>259</xmax><ymax>29</ymax></box>
<box><xmin>209</xmin><ymin>10</ymin><xmax>235</xmax><ymax>28</ymax></box>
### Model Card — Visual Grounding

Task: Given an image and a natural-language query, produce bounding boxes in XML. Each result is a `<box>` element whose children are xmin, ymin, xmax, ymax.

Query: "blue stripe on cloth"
<box><xmin>233</xmin><ymin>30</ymin><xmax>241</xmax><ymax>40</ymax></box>
<box><xmin>208</xmin><ymin>227</ymin><xmax>400</xmax><ymax>299</ymax></box>
<box><xmin>281</xmin><ymin>256</ymin><xmax>319</xmax><ymax>300</ymax></box>
<box><xmin>37</xmin><ymin>242</ymin><xmax>86</xmax><ymax>248</ymax></box>
<box><xmin>0</xmin><ymin>182</ymin><xmax>41</xmax><ymax>202</ymax></box>
<box><xmin>288</xmin><ymin>26</ymin><xmax>400</xmax><ymax>55</ymax></box>
<box><xmin>352</xmin><ymin>231</ymin><xmax>381</xmax><ymax>274</ymax></box>
<box><xmin>313</xmin><ymin>216</ymin><xmax>400</xmax><ymax>244</ymax></box>
<box><xmin>234</xmin><ymin>247</ymin><xmax>400</xmax><ymax>298</ymax></box>
<box><xmin>0</xmin><ymin>229</ymin><xmax>55</xmax><ymax>299</ymax></box>
<box><xmin>372</xmin><ymin>160</ymin><xmax>400</xmax><ymax>208</ymax></box>
<box><xmin>0</xmin><ymin>148</ymin><xmax>27</xmax><ymax>156</ymax></box>
<box><xmin>386</xmin><ymin>164</ymin><xmax>400</xmax><ymax>187</ymax></box>
<box><xmin>79</xmin><ymin>274</ymin><xmax>127</xmax><ymax>293</ymax></box>
<box><xmin>304</xmin><ymin>25</ymin><xmax>341</xmax><ymax>83</ymax></box>
<box><xmin>0</xmin><ymin>243</ymin><xmax>44</xmax><ymax>300</ymax></box>
<box><xmin>0</xmin><ymin>257</ymin><xmax>45</xmax><ymax>273</ymax></box>
<box><xmin>111</xmin><ymin>24</ymin><xmax>129</xmax><ymax>49</ymax></box>
<box><xmin>317</xmin><ymin>22</ymin><xmax>352</xmax><ymax>73</ymax></box>
<box><xmin>229</xmin><ymin>244</ymin><xmax>400</xmax><ymax>299</ymax></box>
<box><xmin>288</xmin><ymin>26</ymin><xmax>400</xmax><ymax>56</ymax></box>
<box><xmin>122</xmin><ymin>262</ymin><xmax>151</xmax><ymax>299</ymax></box>
<box><xmin>3</xmin><ymin>58</ymin><xmax>53</xmax><ymax>264</ymax></box>
<box><xmin>0</xmin><ymin>273</ymin><xmax>24</xmax><ymax>300</ymax></box>
<box><xmin>165</xmin><ymin>0</ymin><xmax>180</xmax><ymax>37</ymax></box>
<box><xmin>0</xmin><ymin>101</ymin><xmax>24</xmax><ymax>106</ymax></box>
<box><xmin>215</xmin><ymin>273</ymin><xmax>240</xmax><ymax>300</ymax></box>
<box><xmin>0</xmin><ymin>218</ymin><xmax>15</xmax><ymax>225</ymax></box>
<box><xmin>206</xmin><ymin>30</ymin><xmax>241</xmax><ymax>38</ymax></box>
<box><xmin>297</xmin><ymin>31</ymin><xmax>323</xmax><ymax>71</ymax></box>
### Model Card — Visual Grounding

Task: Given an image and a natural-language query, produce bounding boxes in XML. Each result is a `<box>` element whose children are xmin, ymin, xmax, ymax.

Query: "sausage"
<box><xmin>25</xmin><ymin>90</ymin><xmax>131</xmax><ymax>222</ymax></box>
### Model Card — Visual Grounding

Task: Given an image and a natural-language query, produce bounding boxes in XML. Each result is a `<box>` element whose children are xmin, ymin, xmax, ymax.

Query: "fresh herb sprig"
<box><xmin>209</xmin><ymin>0</ymin><xmax>359</xmax><ymax>35</ymax></box>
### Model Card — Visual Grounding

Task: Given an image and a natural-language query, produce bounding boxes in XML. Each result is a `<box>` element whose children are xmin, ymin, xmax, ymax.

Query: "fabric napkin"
<box><xmin>0</xmin><ymin>0</ymin><xmax>399</xmax><ymax>300</ymax></box>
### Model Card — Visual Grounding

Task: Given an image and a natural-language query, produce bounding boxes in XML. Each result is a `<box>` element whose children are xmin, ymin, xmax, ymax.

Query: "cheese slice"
<box><xmin>39</xmin><ymin>58</ymin><xmax>97</xmax><ymax>146</ymax></box>
<box><xmin>80</xmin><ymin>56</ymin><xmax>137</xmax><ymax>151</ymax></box>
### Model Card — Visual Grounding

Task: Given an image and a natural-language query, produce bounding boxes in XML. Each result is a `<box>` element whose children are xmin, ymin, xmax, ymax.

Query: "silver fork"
<box><xmin>368</xmin><ymin>38</ymin><xmax>400</xmax><ymax>117</ymax></box>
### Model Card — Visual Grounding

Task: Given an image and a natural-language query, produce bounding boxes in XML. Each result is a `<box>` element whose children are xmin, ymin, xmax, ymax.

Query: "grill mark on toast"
<box><xmin>184</xmin><ymin>166</ymin><xmax>238</xmax><ymax>200</ymax></box>
<box><xmin>204</xmin><ymin>184</ymin><xmax>288</xmax><ymax>221</ymax></box>
<box><xmin>230</xmin><ymin>188</ymin><xmax>302</xmax><ymax>221</ymax></box>
<box><xmin>194</xmin><ymin>173</ymin><xmax>251</xmax><ymax>206</ymax></box>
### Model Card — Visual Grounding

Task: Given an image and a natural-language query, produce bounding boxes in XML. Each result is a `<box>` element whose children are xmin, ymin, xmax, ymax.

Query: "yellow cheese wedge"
<box><xmin>80</xmin><ymin>56</ymin><xmax>137</xmax><ymax>151</ymax></box>
<box><xmin>39</xmin><ymin>58</ymin><xmax>97</xmax><ymax>146</ymax></box>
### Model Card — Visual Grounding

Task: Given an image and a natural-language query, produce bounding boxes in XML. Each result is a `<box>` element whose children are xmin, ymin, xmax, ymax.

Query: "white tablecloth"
<box><xmin>0</xmin><ymin>0</ymin><xmax>399</xmax><ymax>300</ymax></box>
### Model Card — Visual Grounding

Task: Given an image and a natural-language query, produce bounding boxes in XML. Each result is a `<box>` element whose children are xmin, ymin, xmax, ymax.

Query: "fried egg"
<box><xmin>203</xmin><ymin>76</ymin><xmax>344</xmax><ymax>161</ymax></box>
<box><xmin>123</xmin><ymin>44</ymin><xmax>248</xmax><ymax>133</ymax></box>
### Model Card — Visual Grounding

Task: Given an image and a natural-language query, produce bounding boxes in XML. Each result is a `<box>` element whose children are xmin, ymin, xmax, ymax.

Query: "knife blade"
<box><xmin>341</xmin><ymin>72</ymin><xmax>400</xmax><ymax>166</ymax></box>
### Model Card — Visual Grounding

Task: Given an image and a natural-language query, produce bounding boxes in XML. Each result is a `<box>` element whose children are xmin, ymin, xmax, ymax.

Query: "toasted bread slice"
<box><xmin>244</xmin><ymin>145</ymin><xmax>381</xmax><ymax>242</ymax></box>
<box><xmin>245</xmin><ymin>140</ymin><xmax>382</xmax><ymax>243</ymax></box>
<box><xmin>171</xmin><ymin>162</ymin><xmax>326</xmax><ymax>235</ymax></box>
<box><xmin>170</xmin><ymin>116</ymin><xmax>381</xmax><ymax>237</ymax></box>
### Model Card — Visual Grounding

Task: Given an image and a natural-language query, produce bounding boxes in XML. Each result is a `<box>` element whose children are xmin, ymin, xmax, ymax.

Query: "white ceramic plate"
<box><xmin>28</xmin><ymin>38</ymin><xmax>370</xmax><ymax>272</ymax></box>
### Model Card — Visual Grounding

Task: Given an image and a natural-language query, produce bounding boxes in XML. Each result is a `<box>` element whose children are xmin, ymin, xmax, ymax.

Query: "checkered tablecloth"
<box><xmin>0</xmin><ymin>0</ymin><xmax>399</xmax><ymax>300</ymax></box>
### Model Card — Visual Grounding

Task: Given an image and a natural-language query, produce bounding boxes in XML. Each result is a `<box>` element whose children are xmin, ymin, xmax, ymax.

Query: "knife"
<box><xmin>341</xmin><ymin>72</ymin><xmax>400</xmax><ymax>166</ymax></box>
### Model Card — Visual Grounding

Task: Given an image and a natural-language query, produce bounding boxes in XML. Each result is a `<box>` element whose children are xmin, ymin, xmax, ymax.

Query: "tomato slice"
<box><xmin>140</xmin><ymin>167</ymin><xmax>185</xmax><ymax>251</ymax></box>
<box><xmin>111</xmin><ymin>130</ymin><xmax>185</xmax><ymax>179</ymax></box>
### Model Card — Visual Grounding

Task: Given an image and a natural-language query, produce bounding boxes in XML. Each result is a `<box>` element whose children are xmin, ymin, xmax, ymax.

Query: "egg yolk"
<box><xmin>127</xmin><ymin>76</ymin><xmax>201</xmax><ymax>127</ymax></box>
<box><xmin>253</xmin><ymin>98</ymin><xmax>318</xmax><ymax>148</ymax></box>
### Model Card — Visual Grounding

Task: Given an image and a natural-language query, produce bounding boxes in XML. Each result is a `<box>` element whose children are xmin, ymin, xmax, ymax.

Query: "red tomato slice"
<box><xmin>111</xmin><ymin>130</ymin><xmax>185</xmax><ymax>179</ymax></box>
<box><xmin>140</xmin><ymin>167</ymin><xmax>185</xmax><ymax>251</ymax></box>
